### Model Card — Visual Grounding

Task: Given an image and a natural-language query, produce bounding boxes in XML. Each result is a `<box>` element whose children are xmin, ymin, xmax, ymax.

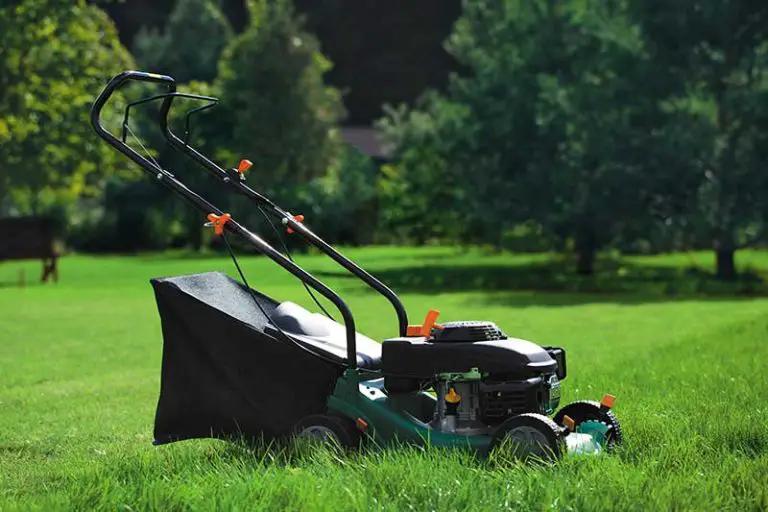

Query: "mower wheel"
<box><xmin>489</xmin><ymin>413</ymin><xmax>565</xmax><ymax>462</ymax></box>
<box><xmin>293</xmin><ymin>413</ymin><xmax>362</xmax><ymax>449</ymax></box>
<box><xmin>553</xmin><ymin>400</ymin><xmax>622</xmax><ymax>448</ymax></box>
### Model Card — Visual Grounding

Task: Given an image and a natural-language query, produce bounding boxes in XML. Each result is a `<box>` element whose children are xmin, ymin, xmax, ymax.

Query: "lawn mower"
<box><xmin>91</xmin><ymin>71</ymin><xmax>622</xmax><ymax>461</ymax></box>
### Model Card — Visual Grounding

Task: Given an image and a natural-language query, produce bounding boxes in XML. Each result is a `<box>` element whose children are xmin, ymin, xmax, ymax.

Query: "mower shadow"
<box><xmin>311</xmin><ymin>258</ymin><xmax>768</xmax><ymax>307</ymax></box>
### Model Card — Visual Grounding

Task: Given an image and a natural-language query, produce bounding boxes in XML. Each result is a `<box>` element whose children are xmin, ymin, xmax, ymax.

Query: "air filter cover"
<box><xmin>432</xmin><ymin>321</ymin><xmax>507</xmax><ymax>342</ymax></box>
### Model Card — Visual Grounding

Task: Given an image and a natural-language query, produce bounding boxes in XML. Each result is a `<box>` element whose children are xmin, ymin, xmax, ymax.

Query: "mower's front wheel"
<box><xmin>553</xmin><ymin>400</ymin><xmax>622</xmax><ymax>449</ymax></box>
<box><xmin>293</xmin><ymin>413</ymin><xmax>362</xmax><ymax>450</ymax></box>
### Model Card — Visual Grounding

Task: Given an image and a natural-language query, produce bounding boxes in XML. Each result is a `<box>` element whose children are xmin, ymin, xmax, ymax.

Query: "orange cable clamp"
<box><xmin>207</xmin><ymin>213</ymin><xmax>232</xmax><ymax>236</ymax></box>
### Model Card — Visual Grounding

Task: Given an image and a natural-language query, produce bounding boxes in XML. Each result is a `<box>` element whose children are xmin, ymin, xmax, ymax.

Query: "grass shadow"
<box><xmin>0</xmin><ymin>281</ymin><xmax>28</xmax><ymax>289</ymax></box>
<box><xmin>0</xmin><ymin>278</ymin><xmax>53</xmax><ymax>289</ymax></box>
<box><xmin>314</xmin><ymin>257</ymin><xmax>768</xmax><ymax>306</ymax></box>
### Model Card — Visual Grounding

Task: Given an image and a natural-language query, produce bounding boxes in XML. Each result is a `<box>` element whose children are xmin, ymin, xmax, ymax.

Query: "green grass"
<box><xmin>1</xmin><ymin>246</ymin><xmax>767</xmax><ymax>511</ymax></box>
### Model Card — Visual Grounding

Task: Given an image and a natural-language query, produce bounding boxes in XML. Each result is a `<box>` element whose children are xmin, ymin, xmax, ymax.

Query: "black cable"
<box><xmin>255</xmin><ymin>205</ymin><xmax>335</xmax><ymax>321</ymax></box>
<box><xmin>222</xmin><ymin>232</ymin><xmax>429</xmax><ymax>380</ymax></box>
<box><xmin>222</xmin><ymin>232</ymin><xmax>346</xmax><ymax>368</ymax></box>
<box><xmin>122</xmin><ymin>113</ymin><xmax>408</xmax><ymax>378</ymax></box>
<box><xmin>124</xmin><ymin>98</ymin><xmax>329</xmax><ymax>326</ymax></box>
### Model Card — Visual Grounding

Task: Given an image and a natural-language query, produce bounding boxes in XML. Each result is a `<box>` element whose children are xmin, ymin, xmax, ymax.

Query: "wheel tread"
<box><xmin>554</xmin><ymin>400</ymin><xmax>622</xmax><ymax>447</ymax></box>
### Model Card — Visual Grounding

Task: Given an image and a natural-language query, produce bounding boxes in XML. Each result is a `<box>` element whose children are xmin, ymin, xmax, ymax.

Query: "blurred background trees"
<box><xmin>1</xmin><ymin>0</ymin><xmax>767</xmax><ymax>280</ymax></box>
<box><xmin>0</xmin><ymin>0</ymin><xmax>133</xmax><ymax>222</ymax></box>
<box><xmin>132</xmin><ymin>0</ymin><xmax>233</xmax><ymax>84</ymax></box>
<box><xmin>628</xmin><ymin>0</ymin><xmax>768</xmax><ymax>279</ymax></box>
<box><xmin>378</xmin><ymin>0</ymin><xmax>768</xmax><ymax>278</ymax></box>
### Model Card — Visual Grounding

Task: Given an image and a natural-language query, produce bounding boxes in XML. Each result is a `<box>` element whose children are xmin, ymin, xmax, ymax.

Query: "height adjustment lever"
<box><xmin>283</xmin><ymin>214</ymin><xmax>305</xmax><ymax>234</ymax></box>
<box><xmin>236</xmin><ymin>159</ymin><xmax>252</xmax><ymax>175</ymax></box>
<box><xmin>205</xmin><ymin>213</ymin><xmax>231</xmax><ymax>236</ymax></box>
<box><xmin>234</xmin><ymin>159</ymin><xmax>253</xmax><ymax>181</ymax></box>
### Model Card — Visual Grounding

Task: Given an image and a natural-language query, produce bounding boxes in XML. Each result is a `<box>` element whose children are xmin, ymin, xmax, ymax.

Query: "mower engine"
<box><xmin>373</xmin><ymin>317</ymin><xmax>621</xmax><ymax>458</ymax></box>
<box><xmin>419</xmin><ymin>322</ymin><xmax>563</xmax><ymax>434</ymax></box>
<box><xmin>382</xmin><ymin>320</ymin><xmax>574</xmax><ymax>428</ymax></box>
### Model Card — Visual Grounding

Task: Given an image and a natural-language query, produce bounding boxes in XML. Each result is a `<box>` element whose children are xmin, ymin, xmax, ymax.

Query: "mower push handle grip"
<box><xmin>91</xmin><ymin>71</ymin><xmax>176</xmax><ymax>136</ymax></box>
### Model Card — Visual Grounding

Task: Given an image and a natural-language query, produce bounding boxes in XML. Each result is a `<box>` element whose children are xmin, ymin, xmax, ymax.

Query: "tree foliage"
<box><xmin>295</xmin><ymin>0</ymin><xmax>463</xmax><ymax>125</ymax></box>
<box><xmin>0</xmin><ymin>0</ymin><xmax>134</xmax><ymax>216</ymax></box>
<box><xmin>132</xmin><ymin>0</ymin><xmax>233</xmax><ymax>83</ymax></box>
<box><xmin>211</xmin><ymin>0</ymin><xmax>345</xmax><ymax>189</ymax></box>
<box><xmin>629</xmin><ymin>0</ymin><xmax>768</xmax><ymax>279</ymax></box>
<box><xmin>126</xmin><ymin>0</ymin><xmax>233</xmax><ymax>249</ymax></box>
<box><xmin>4</xmin><ymin>0</ymin><xmax>768</xmax><ymax>278</ymax></box>
<box><xmin>380</xmin><ymin>0</ymin><xmax>768</xmax><ymax>276</ymax></box>
<box><xmin>377</xmin><ymin>95</ymin><xmax>468</xmax><ymax>245</ymax></box>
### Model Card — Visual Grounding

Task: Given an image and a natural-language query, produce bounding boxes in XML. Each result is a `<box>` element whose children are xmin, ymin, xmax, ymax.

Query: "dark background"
<box><xmin>95</xmin><ymin>0</ymin><xmax>463</xmax><ymax>124</ymax></box>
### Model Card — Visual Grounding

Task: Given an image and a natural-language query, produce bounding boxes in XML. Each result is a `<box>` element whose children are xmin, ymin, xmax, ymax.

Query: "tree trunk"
<box><xmin>715</xmin><ymin>248</ymin><xmax>736</xmax><ymax>281</ymax></box>
<box><xmin>575</xmin><ymin>228</ymin><xmax>597</xmax><ymax>276</ymax></box>
<box><xmin>0</xmin><ymin>180</ymin><xmax>7</xmax><ymax>217</ymax></box>
<box><xmin>190</xmin><ymin>226</ymin><xmax>203</xmax><ymax>252</ymax></box>
<box><xmin>493</xmin><ymin>225</ymin><xmax>506</xmax><ymax>253</ymax></box>
<box><xmin>185</xmin><ymin>209</ymin><xmax>204</xmax><ymax>251</ymax></box>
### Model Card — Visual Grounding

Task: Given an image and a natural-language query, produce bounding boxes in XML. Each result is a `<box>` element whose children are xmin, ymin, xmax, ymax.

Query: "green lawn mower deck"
<box><xmin>91</xmin><ymin>70</ymin><xmax>623</xmax><ymax>462</ymax></box>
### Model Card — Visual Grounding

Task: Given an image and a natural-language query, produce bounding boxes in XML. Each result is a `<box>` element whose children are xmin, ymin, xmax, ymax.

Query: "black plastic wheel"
<box><xmin>489</xmin><ymin>413</ymin><xmax>565</xmax><ymax>461</ymax></box>
<box><xmin>292</xmin><ymin>413</ymin><xmax>362</xmax><ymax>449</ymax></box>
<box><xmin>553</xmin><ymin>400</ymin><xmax>622</xmax><ymax>448</ymax></box>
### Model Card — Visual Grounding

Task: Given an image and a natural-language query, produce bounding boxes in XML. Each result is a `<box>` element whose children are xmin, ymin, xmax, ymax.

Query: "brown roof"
<box><xmin>340</xmin><ymin>126</ymin><xmax>392</xmax><ymax>160</ymax></box>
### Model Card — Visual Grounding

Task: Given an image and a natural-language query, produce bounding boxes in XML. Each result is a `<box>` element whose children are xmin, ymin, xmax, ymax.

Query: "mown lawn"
<box><xmin>1</xmin><ymin>247</ymin><xmax>767</xmax><ymax>511</ymax></box>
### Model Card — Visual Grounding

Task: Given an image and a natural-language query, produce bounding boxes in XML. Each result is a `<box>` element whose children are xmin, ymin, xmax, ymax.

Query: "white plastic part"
<box><xmin>565</xmin><ymin>432</ymin><xmax>603</xmax><ymax>455</ymax></box>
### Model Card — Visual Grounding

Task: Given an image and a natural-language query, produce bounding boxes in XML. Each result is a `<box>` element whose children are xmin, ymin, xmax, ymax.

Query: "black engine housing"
<box><xmin>382</xmin><ymin>321</ymin><xmax>566</xmax><ymax>424</ymax></box>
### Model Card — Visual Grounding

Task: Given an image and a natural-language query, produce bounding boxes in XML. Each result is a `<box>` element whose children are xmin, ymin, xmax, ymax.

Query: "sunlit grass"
<box><xmin>1</xmin><ymin>247</ymin><xmax>767</xmax><ymax>510</ymax></box>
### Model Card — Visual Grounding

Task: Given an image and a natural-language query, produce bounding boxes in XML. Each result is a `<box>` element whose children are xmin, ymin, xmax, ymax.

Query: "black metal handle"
<box><xmin>158</xmin><ymin>99</ymin><xmax>411</xmax><ymax>337</ymax></box>
<box><xmin>119</xmin><ymin>92</ymin><xmax>218</xmax><ymax>144</ymax></box>
<box><xmin>91</xmin><ymin>71</ymin><xmax>362</xmax><ymax>370</ymax></box>
<box><xmin>91</xmin><ymin>71</ymin><xmax>177</xmax><ymax>139</ymax></box>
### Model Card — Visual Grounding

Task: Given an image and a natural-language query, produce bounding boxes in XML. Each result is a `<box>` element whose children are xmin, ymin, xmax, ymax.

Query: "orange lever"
<box><xmin>421</xmin><ymin>309</ymin><xmax>440</xmax><ymax>336</ymax></box>
<box><xmin>406</xmin><ymin>325</ymin><xmax>423</xmax><ymax>337</ymax></box>
<box><xmin>237</xmin><ymin>159</ymin><xmax>253</xmax><ymax>174</ymax></box>
<box><xmin>406</xmin><ymin>309</ymin><xmax>441</xmax><ymax>337</ymax></box>
<box><xmin>206</xmin><ymin>213</ymin><xmax>231</xmax><ymax>236</ymax></box>
<box><xmin>286</xmin><ymin>214</ymin><xmax>304</xmax><ymax>234</ymax></box>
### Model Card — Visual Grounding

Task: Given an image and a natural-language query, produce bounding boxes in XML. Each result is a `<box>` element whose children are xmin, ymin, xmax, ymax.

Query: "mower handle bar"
<box><xmin>91</xmin><ymin>71</ymin><xmax>362</xmax><ymax>370</ymax></box>
<box><xmin>155</xmin><ymin>80</ymin><xmax>410</xmax><ymax>338</ymax></box>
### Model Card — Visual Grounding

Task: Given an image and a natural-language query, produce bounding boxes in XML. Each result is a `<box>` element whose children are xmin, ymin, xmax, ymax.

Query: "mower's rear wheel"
<box><xmin>553</xmin><ymin>400</ymin><xmax>622</xmax><ymax>449</ymax></box>
<box><xmin>293</xmin><ymin>414</ymin><xmax>361</xmax><ymax>450</ymax></box>
<box><xmin>489</xmin><ymin>413</ymin><xmax>565</xmax><ymax>462</ymax></box>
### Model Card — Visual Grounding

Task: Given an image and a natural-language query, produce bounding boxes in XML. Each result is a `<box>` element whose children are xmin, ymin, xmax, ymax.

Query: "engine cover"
<box><xmin>381</xmin><ymin>336</ymin><xmax>557</xmax><ymax>379</ymax></box>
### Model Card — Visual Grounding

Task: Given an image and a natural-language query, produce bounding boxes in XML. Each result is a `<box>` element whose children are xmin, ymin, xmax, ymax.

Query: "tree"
<box><xmin>211</xmin><ymin>0</ymin><xmax>345</xmax><ymax>196</ymax></box>
<box><xmin>379</xmin><ymin>0</ymin><xmax>698</xmax><ymax>274</ymax></box>
<box><xmin>509</xmin><ymin>1</ymin><xmax>701</xmax><ymax>274</ymax></box>
<box><xmin>132</xmin><ymin>0</ymin><xmax>233</xmax><ymax>83</ymax></box>
<box><xmin>128</xmin><ymin>0</ymin><xmax>232</xmax><ymax>250</ymax></box>
<box><xmin>0</xmin><ymin>0</ymin><xmax>134</xmax><ymax>216</ymax></box>
<box><xmin>629</xmin><ymin>0</ymin><xmax>768</xmax><ymax>280</ymax></box>
<box><xmin>295</xmin><ymin>147</ymin><xmax>379</xmax><ymax>246</ymax></box>
<box><xmin>376</xmin><ymin>94</ymin><xmax>468</xmax><ymax>245</ymax></box>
